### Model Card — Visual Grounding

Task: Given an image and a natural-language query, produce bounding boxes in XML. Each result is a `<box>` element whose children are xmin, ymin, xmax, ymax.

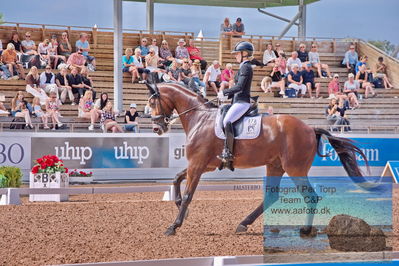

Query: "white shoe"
<box><xmin>71</xmin><ymin>102</ymin><xmax>76</xmax><ymax>106</ymax></box>
<box><xmin>88</xmin><ymin>125</ymin><xmax>94</xmax><ymax>131</ymax></box>
<box><xmin>279</xmin><ymin>91</ymin><xmax>285</xmax><ymax>95</ymax></box>
<box><xmin>138</xmin><ymin>80</ymin><xmax>145</xmax><ymax>84</ymax></box>
<box><xmin>58</xmin><ymin>123</ymin><xmax>63</xmax><ymax>128</ymax></box>
<box><xmin>283</xmin><ymin>95</ymin><xmax>288</xmax><ymax>98</ymax></box>
<box><xmin>101</xmin><ymin>125</ymin><xmax>104</xmax><ymax>131</ymax></box>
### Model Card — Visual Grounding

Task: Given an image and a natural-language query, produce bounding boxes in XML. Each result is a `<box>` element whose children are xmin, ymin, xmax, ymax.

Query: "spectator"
<box><xmin>39</xmin><ymin>65</ymin><xmax>60</xmax><ymax>97</ymax></box>
<box><xmin>49</xmin><ymin>35</ymin><xmax>66</xmax><ymax>68</ymax></box>
<box><xmin>68</xmin><ymin>66</ymin><xmax>85</xmax><ymax>103</ymax></box>
<box><xmin>220</xmin><ymin>18</ymin><xmax>233</xmax><ymax>36</ymax></box>
<box><xmin>204</xmin><ymin>60</ymin><xmax>222</xmax><ymax>94</ymax></box>
<box><xmin>11</xmin><ymin>91</ymin><xmax>33</xmax><ymax>128</ymax></box>
<box><xmin>133</xmin><ymin>48</ymin><xmax>150</xmax><ymax>83</ymax></box>
<box><xmin>137</xmin><ymin>38</ymin><xmax>149</xmax><ymax>58</ymax></box>
<box><xmin>309</xmin><ymin>43</ymin><xmax>332</xmax><ymax>78</ymax></box>
<box><xmin>37</xmin><ymin>39</ymin><xmax>52</xmax><ymax>66</ymax></box>
<box><xmin>263</xmin><ymin>43</ymin><xmax>277</xmax><ymax>66</ymax></box>
<box><xmin>275</xmin><ymin>52</ymin><xmax>287</xmax><ymax>75</ymax></box>
<box><xmin>179</xmin><ymin>59</ymin><xmax>193</xmax><ymax>86</ymax></box>
<box><xmin>1</xmin><ymin>43</ymin><xmax>25</xmax><ymax>79</ymax></box>
<box><xmin>94</xmin><ymin>92</ymin><xmax>109</xmax><ymax>111</ymax></box>
<box><xmin>220</xmin><ymin>63</ymin><xmax>234</xmax><ymax>90</ymax></box>
<box><xmin>375</xmin><ymin>57</ymin><xmax>393</xmax><ymax>89</ymax></box>
<box><xmin>46</xmin><ymin>91</ymin><xmax>63</xmax><ymax>130</ymax></box>
<box><xmin>175</xmin><ymin>39</ymin><xmax>189</xmax><ymax>60</ymax></box>
<box><xmin>99</xmin><ymin>101</ymin><xmax>122</xmax><ymax>133</ymax></box>
<box><xmin>328</xmin><ymin>74</ymin><xmax>347</xmax><ymax>102</ymax></box>
<box><xmin>75</xmin><ymin>33</ymin><xmax>96</xmax><ymax>70</ymax></box>
<box><xmin>261</xmin><ymin>65</ymin><xmax>285</xmax><ymax>96</ymax></box>
<box><xmin>0</xmin><ymin>94</ymin><xmax>9</xmax><ymax>115</ymax></box>
<box><xmin>149</xmin><ymin>39</ymin><xmax>159</xmax><ymax>56</ymax></box>
<box><xmin>0</xmin><ymin>39</ymin><xmax>3</xmax><ymax>56</ymax></box>
<box><xmin>67</xmin><ymin>49</ymin><xmax>86</xmax><ymax>71</ymax></box>
<box><xmin>32</xmin><ymin>97</ymin><xmax>49</xmax><ymax>129</ymax></box>
<box><xmin>274</xmin><ymin>43</ymin><xmax>284</xmax><ymax>57</ymax></box>
<box><xmin>145</xmin><ymin>48</ymin><xmax>161</xmax><ymax>72</ymax></box>
<box><xmin>356</xmin><ymin>64</ymin><xmax>376</xmax><ymax>99</ymax></box>
<box><xmin>302</xmin><ymin>63</ymin><xmax>321</xmax><ymax>98</ymax></box>
<box><xmin>297</xmin><ymin>43</ymin><xmax>309</xmax><ymax>67</ymax></box>
<box><xmin>8</xmin><ymin>32</ymin><xmax>23</xmax><ymax>54</ymax></box>
<box><xmin>337</xmin><ymin>97</ymin><xmax>351</xmax><ymax>131</ymax></box>
<box><xmin>122</xmin><ymin>48</ymin><xmax>139</xmax><ymax>83</ymax></box>
<box><xmin>167</xmin><ymin>60</ymin><xmax>181</xmax><ymax>82</ymax></box>
<box><xmin>191</xmin><ymin>59</ymin><xmax>206</xmax><ymax>95</ymax></box>
<box><xmin>144</xmin><ymin>102</ymin><xmax>152</xmax><ymax>117</ymax></box>
<box><xmin>326</xmin><ymin>98</ymin><xmax>348</xmax><ymax>131</ymax></box>
<box><xmin>286</xmin><ymin>51</ymin><xmax>302</xmax><ymax>72</ymax></box>
<box><xmin>159</xmin><ymin>40</ymin><xmax>174</xmax><ymax>64</ymax></box>
<box><xmin>187</xmin><ymin>39</ymin><xmax>207</xmax><ymax>71</ymax></box>
<box><xmin>21</xmin><ymin>32</ymin><xmax>38</xmax><ymax>55</ymax></box>
<box><xmin>342</xmin><ymin>44</ymin><xmax>358</xmax><ymax>74</ymax></box>
<box><xmin>355</xmin><ymin>55</ymin><xmax>368</xmax><ymax>74</ymax></box>
<box><xmin>78</xmin><ymin>90</ymin><xmax>97</xmax><ymax>131</ymax></box>
<box><xmin>124</xmin><ymin>103</ymin><xmax>139</xmax><ymax>132</ymax></box>
<box><xmin>55</xmin><ymin>67</ymin><xmax>74</xmax><ymax>104</ymax></box>
<box><xmin>343</xmin><ymin>73</ymin><xmax>360</xmax><ymax>109</ymax></box>
<box><xmin>81</xmin><ymin>67</ymin><xmax>96</xmax><ymax>100</ymax></box>
<box><xmin>232</xmin><ymin>18</ymin><xmax>245</xmax><ymax>37</ymax></box>
<box><xmin>58</xmin><ymin>32</ymin><xmax>72</xmax><ymax>58</ymax></box>
<box><xmin>287</xmin><ymin>64</ymin><xmax>307</xmax><ymax>97</ymax></box>
<box><xmin>26</xmin><ymin>66</ymin><xmax>48</xmax><ymax>105</ymax></box>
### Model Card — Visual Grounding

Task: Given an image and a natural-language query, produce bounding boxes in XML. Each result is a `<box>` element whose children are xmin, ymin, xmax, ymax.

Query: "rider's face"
<box><xmin>235</xmin><ymin>52</ymin><xmax>242</xmax><ymax>63</ymax></box>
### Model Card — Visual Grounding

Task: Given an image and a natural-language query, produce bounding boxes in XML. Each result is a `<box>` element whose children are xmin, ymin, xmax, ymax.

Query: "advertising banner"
<box><xmin>0</xmin><ymin>136</ymin><xmax>31</xmax><ymax>169</ymax></box>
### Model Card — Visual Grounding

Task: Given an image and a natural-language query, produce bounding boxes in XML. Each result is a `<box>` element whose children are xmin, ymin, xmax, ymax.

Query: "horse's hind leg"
<box><xmin>236</xmin><ymin>165</ymin><xmax>285</xmax><ymax>233</ymax></box>
<box><xmin>173</xmin><ymin>168</ymin><xmax>187</xmax><ymax>208</ymax></box>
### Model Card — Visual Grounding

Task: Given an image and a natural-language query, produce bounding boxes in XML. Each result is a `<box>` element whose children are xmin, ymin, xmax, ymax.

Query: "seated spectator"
<box><xmin>179</xmin><ymin>59</ymin><xmax>193</xmax><ymax>86</ymax></box>
<box><xmin>67</xmin><ymin>49</ymin><xmax>86</xmax><ymax>71</ymax></box>
<box><xmin>78</xmin><ymin>90</ymin><xmax>97</xmax><ymax>131</ymax></box>
<box><xmin>159</xmin><ymin>40</ymin><xmax>174</xmax><ymax>65</ymax></box>
<box><xmin>11</xmin><ymin>91</ymin><xmax>33</xmax><ymax>129</ymax></box>
<box><xmin>94</xmin><ymin>92</ymin><xmax>109</xmax><ymax>111</ymax></box>
<box><xmin>355</xmin><ymin>55</ymin><xmax>368</xmax><ymax>74</ymax></box>
<box><xmin>0</xmin><ymin>94</ymin><xmax>9</xmax><ymax>115</ymax></box>
<box><xmin>100</xmin><ymin>101</ymin><xmax>123</xmax><ymax>133</ymax></box>
<box><xmin>149</xmin><ymin>39</ymin><xmax>159</xmax><ymax>56</ymax></box>
<box><xmin>137</xmin><ymin>38</ymin><xmax>149</xmax><ymax>58</ymax></box>
<box><xmin>221</xmin><ymin>63</ymin><xmax>234</xmax><ymax>90</ymax></box>
<box><xmin>144</xmin><ymin>103</ymin><xmax>152</xmax><ymax>117</ymax></box>
<box><xmin>232</xmin><ymin>17</ymin><xmax>245</xmax><ymax>37</ymax></box>
<box><xmin>301</xmin><ymin>64</ymin><xmax>321</xmax><ymax>98</ymax></box>
<box><xmin>32</xmin><ymin>97</ymin><xmax>49</xmax><ymax>129</ymax></box>
<box><xmin>175</xmin><ymin>39</ymin><xmax>189</xmax><ymax>60</ymax></box>
<box><xmin>261</xmin><ymin>65</ymin><xmax>285</xmax><ymax>96</ymax></box>
<box><xmin>133</xmin><ymin>48</ymin><xmax>150</xmax><ymax>83</ymax></box>
<box><xmin>343</xmin><ymin>73</ymin><xmax>360</xmax><ymax>109</ymax></box>
<box><xmin>37</xmin><ymin>39</ymin><xmax>52</xmax><ymax>66</ymax></box>
<box><xmin>21</xmin><ymin>32</ymin><xmax>38</xmax><ymax>55</ymax></box>
<box><xmin>46</xmin><ymin>91</ymin><xmax>63</xmax><ymax>130</ymax></box>
<box><xmin>287</xmin><ymin>64</ymin><xmax>307</xmax><ymax>97</ymax></box>
<box><xmin>275</xmin><ymin>52</ymin><xmax>287</xmax><ymax>75</ymax></box>
<box><xmin>124</xmin><ymin>103</ymin><xmax>139</xmax><ymax>133</ymax></box>
<box><xmin>286</xmin><ymin>51</ymin><xmax>302</xmax><ymax>72</ymax></box>
<box><xmin>297</xmin><ymin>43</ymin><xmax>309</xmax><ymax>67</ymax></box>
<box><xmin>342</xmin><ymin>44</ymin><xmax>358</xmax><ymax>74</ymax></box>
<box><xmin>58</xmin><ymin>32</ymin><xmax>72</xmax><ymax>58</ymax></box>
<box><xmin>1</xmin><ymin>43</ymin><xmax>25</xmax><ymax>79</ymax></box>
<box><xmin>191</xmin><ymin>60</ymin><xmax>206</xmax><ymax>96</ymax></box>
<box><xmin>167</xmin><ymin>60</ymin><xmax>181</xmax><ymax>82</ymax></box>
<box><xmin>220</xmin><ymin>18</ymin><xmax>233</xmax><ymax>36</ymax></box>
<box><xmin>55</xmin><ymin>67</ymin><xmax>74</xmax><ymax>104</ymax></box>
<box><xmin>337</xmin><ymin>97</ymin><xmax>351</xmax><ymax>131</ymax></box>
<box><xmin>0</xmin><ymin>39</ymin><xmax>3</xmax><ymax>56</ymax></box>
<box><xmin>49</xmin><ymin>35</ymin><xmax>66</xmax><ymax>68</ymax></box>
<box><xmin>326</xmin><ymin>98</ymin><xmax>349</xmax><ymax>131</ymax></box>
<box><xmin>25</xmin><ymin>66</ymin><xmax>48</xmax><ymax>105</ymax></box>
<box><xmin>263</xmin><ymin>43</ymin><xmax>277</xmax><ymax>66</ymax></box>
<box><xmin>309</xmin><ymin>43</ymin><xmax>332</xmax><ymax>78</ymax></box>
<box><xmin>204</xmin><ymin>60</ymin><xmax>222</xmax><ymax>94</ymax></box>
<box><xmin>81</xmin><ymin>67</ymin><xmax>96</xmax><ymax>100</ymax></box>
<box><xmin>40</xmin><ymin>65</ymin><xmax>59</xmax><ymax>97</ymax></box>
<box><xmin>328</xmin><ymin>74</ymin><xmax>347</xmax><ymax>102</ymax></box>
<box><xmin>145</xmin><ymin>48</ymin><xmax>161</xmax><ymax>72</ymax></box>
<box><xmin>375</xmin><ymin>56</ymin><xmax>393</xmax><ymax>89</ymax></box>
<box><xmin>8</xmin><ymin>32</ymin><xmax>23</xmax><ymax>54</ymax></box>
<box><xmin>187</xmin><ymin>39</ymin><xmax>207</xmax><ymax>71</ymax></box>
<box><xmin>356</xmin><ymin>64</ymin><xmax>376</xmax><ymax>99</ymax></box>
<box><xmin>75</xmin><ymin>33</ymin><xmax>96</xmax><ymax>70</ymax></box>
<box><xmin>274</xmin><ymin>43</ymin><xmax>284</xmax><ymax>57</ymax></box>
<box><xmin>122</xmin><ymin>48</ymin><xmax>139</xmax><ymax>83</ymax></box>
<box><xmin>68</xmin><ymin>66</ymin><xmax>85</xmax><ymax>103</ymax></box>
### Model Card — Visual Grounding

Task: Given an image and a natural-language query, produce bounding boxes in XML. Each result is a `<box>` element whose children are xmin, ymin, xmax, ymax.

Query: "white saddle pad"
<box><xmin>215</xmin><ymin>111</ymin><xmax>262</xmax><ymax>140</ymax></box>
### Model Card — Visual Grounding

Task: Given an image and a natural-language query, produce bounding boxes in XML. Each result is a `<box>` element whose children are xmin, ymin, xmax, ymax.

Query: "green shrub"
<box><xmin>0</xmin><ymin>166</ymin><xmax>22</xmax><ymax>188</ymax></box>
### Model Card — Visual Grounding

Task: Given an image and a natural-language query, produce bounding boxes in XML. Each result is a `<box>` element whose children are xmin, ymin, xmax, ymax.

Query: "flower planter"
<box><xmin>69</xmin><ymin>176</ymin><xmax>93</xmax><ymax>184</ymax></box>
<box><xmin>29</xmin><ymin>172</ymin><xmax>69</xmax><ymax>202</ymax></box>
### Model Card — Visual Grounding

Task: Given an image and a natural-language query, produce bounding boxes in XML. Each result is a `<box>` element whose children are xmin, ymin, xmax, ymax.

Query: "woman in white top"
<box><xmin>308</xmin><ymin>43</ymin><xmax>332</xmax><ymax>78</ymax></box>
<box><xmin>38</xmin><ymin>39</ymin><xmax>52</xmax><ymax>66</ymax></box>
<box><xmin>149</xmin><ymin>39</ymin><xmax>159</xmax><ymax>56</ymax></box>
<box><xmin>343</xmin><ymin>73</ymin><xmax>360</xmax><ymax>109</ymax></box>
<box><xmin>262</xmin><ymin>43</ymin><xmax>276</xmax><ymax>66</ymax></box>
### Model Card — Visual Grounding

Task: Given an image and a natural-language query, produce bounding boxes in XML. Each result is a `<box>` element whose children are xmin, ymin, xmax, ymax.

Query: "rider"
<box><xmin>217</xmin><ymin>41</ymin><xmax>254</xmax><ymax>166</ymax></box>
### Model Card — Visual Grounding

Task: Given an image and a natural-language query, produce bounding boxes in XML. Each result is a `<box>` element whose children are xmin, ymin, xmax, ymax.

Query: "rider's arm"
<box><xmin>222</xmin><ymin>64</ymin><xmax>250</xmax><ymax>96</ymax></box>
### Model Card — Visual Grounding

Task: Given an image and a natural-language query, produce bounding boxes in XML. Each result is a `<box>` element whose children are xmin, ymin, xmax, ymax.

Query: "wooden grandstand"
<box><xmin>0</xmin><ymin>22</ymin><xmax>398</xmax><ymax>133</ymax></box>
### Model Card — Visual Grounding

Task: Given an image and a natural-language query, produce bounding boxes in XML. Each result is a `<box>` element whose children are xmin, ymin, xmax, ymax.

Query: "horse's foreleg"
<box><xmin>173</xmin><ymin>168</ymin><xmax>187</xmax><ymax>208</ymax></box>
<box><xmin>165</xmin><ymin>167</ymin><xmax>202</xmax><ymax>236</ymax></box>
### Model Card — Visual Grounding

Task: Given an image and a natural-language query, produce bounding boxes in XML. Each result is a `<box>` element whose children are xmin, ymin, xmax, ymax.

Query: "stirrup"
<box><xmin>217</xmin><ymin>148</ymin><xmax>234</xmax><ymax>163</ymax></box>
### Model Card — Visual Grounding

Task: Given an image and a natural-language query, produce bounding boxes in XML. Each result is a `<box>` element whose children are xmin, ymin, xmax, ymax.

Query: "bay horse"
<box><xmin>146</xmin><ymin>82</ymin><xmax>372</xmax><ymax>236</ymax></box>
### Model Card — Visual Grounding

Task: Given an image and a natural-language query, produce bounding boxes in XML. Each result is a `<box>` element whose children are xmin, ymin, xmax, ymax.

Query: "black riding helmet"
<box><xmin>231</xmin><ymin>41</ymin><xmax>254</xmax><ymax>57</ymax></box>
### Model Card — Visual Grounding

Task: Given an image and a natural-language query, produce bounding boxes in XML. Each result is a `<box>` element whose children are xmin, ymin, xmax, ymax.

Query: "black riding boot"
<box><xmin>217</xmin><ymin>122</ymin><xmax>235</xmax><ymax>171</ymax></box>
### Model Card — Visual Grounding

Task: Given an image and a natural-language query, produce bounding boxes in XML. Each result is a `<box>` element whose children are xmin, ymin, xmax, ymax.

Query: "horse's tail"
<box><xmin>314</xmin><ymin>128</ymin><xmax>383</xmax><ymax>192</ymax></box>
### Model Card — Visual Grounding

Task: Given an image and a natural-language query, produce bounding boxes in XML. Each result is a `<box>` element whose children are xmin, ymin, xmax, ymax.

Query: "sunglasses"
<box><xmin>311</xmin><ymin>46</ymin><xmax>316</xmax><ymax>48</ymax></box>
<box><xmin>26</xmin><ymin>35</ymin><xmax>31</xmax><ymax>37</ymax></box>
<box><xmin>334</xmin><ymin>77</ymin><xmax>339</xmax><ymax>79</ymax></box>
<box><xmin>276</xmin><ymin>44</ymin><xmax>280</xmax><ymax>46</ymax></box>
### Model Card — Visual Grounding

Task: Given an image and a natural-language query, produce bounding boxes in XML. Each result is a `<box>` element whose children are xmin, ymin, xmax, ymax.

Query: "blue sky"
<box><xmin>2</xmin><ymin>0</ymin><xmax>398</xmax><ymax>44</ymax></box>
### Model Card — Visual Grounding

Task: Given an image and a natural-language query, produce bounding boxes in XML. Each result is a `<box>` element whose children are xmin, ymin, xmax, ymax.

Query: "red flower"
<box><xmin>32</xmin><ymin>165</ymin><xmax>40</xmax><ymax>174</ymax></box>
<box><xmin>65</xmin><ymin>168</ymin><xmax>69</xmax><ymax>173</ymax></box>
<box><xmin>40</xmin><ymin>163</ymin><xmax>46</xmax><ymax>169</ymax></box>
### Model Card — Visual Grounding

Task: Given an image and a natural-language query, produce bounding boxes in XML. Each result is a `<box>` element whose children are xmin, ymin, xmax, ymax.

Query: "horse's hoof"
<box><xmin>299</xmin><ymin>226</ymin><xmax>317</xmax><ymax>238</ymax></box>
<box><xmin>164</xmin><ymin>227</ymin><xmax>176</xmax><ymax>236</ymax></box>
<box><xmin>235</xmin><ymin>224</ymin><xmax>248</xmax><ymax>233</ymax></box>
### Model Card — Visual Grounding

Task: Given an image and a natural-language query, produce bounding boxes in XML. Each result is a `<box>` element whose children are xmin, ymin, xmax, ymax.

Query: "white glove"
<box><xmin>217</xmin><ymin>91</ymin><xmax>226</xmax><ymax>101</ymax></box>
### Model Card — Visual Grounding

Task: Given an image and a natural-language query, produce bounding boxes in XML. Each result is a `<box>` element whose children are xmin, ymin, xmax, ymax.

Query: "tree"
<box><xmin>0</xmin><ymin>13</ymin><xmax>3</xmax><ymax>24</ymax></box>
<box><xmin>368</xmin><ymin>40</ymin><xmax>396</xmax><ymax>56</ymax></box>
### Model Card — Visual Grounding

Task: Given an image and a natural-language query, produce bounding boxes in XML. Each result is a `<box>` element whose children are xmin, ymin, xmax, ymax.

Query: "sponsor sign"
<box><xmin>0</xmin><ymin>137</ymin><xmax>31</xmax><ymax>169</ymax></box>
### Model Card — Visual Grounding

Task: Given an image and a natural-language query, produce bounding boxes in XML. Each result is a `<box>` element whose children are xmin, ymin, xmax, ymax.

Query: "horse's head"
<box><xmin>146</xmin><ymin>82</ymin><xmax>175</xmax><ymax>135</ymax></box>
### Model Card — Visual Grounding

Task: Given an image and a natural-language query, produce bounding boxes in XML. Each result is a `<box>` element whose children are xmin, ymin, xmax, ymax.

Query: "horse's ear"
<box><xmin>145</xmin><ymin>81</ymin><xmax>159</xmax><ymax>96</ymax></box>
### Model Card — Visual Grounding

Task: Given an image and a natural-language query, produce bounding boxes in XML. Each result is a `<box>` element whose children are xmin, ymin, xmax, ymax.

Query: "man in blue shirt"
<box><xmin>355</xmin><ymin>55</ymin><xmax>368</xmax><ymax>73</ymax></box>
<box><xmin>75</xmin><ymin>33</ymin><xmax>96</xmax><ymax>70</ymax></box>
<box><xmin>136</xmin><ymin>38</ymin><xmax>149</xmax><ymax>59</ymax></box>
<box><xmin>301</xmin><ymin>64</ymin><xmax>321</xmax><ymax>98</ymax></box>
<box><xmin>341</xmin><ymin>44</ymin><xmax>358</xmax><ymax>74</ymax></box>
